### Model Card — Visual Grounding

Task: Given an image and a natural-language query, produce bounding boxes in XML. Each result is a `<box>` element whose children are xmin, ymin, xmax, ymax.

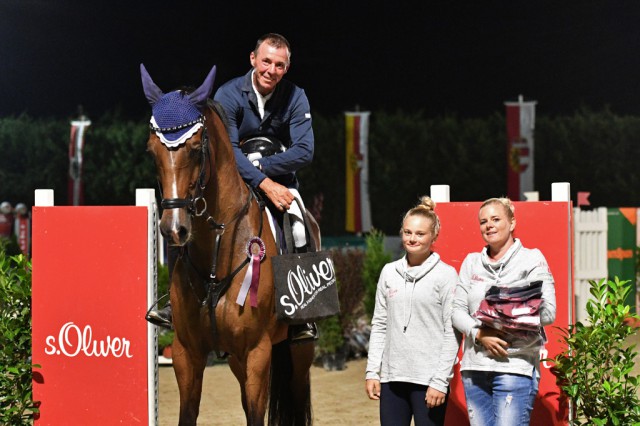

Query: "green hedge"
<box><xmin>3</xmin><ymin>107</ymin><xmax>640</xmax><ymax>234</ymax></box>
<box><xmin>0</xmin><ymin>249</ymin><xmax>38</xmax><ymax>424</ymax></box>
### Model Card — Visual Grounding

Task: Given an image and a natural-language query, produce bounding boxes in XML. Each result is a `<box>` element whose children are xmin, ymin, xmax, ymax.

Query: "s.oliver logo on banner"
<box><xmin>44</xmin><ymin>322</ymin><xmax>133</xmax><ymax>358</ymax></box>
<box><xmin>273</xmin><ymin>251</ymin><xmax>341</xmax><ymax>323</ymax></box>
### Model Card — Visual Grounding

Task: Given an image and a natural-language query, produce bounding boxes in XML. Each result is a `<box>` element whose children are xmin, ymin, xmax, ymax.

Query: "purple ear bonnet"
<box><xmin>141</xmin><ymin>64</ymin><xmax>217</xmax><ymax>147</ymax></box>
<box><xmin>151</xmin><ymin>92</ymin><xmax>203</xmax><ymax>143</ymax></box>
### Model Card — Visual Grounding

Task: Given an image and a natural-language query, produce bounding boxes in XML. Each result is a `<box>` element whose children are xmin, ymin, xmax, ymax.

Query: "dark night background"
<box><xmin>3</xmin><ymin>1</ymin><xmax>640</xmax><ymax>119</ymax></box>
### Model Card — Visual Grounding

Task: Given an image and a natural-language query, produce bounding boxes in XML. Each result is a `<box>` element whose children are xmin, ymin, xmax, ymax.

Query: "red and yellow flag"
<box><xmin>345</xmin><ymin>111</ymin><xmax>372</xmax><ymax>233</ymax></box>
<box><xmin>505</xmin><ymin>96</ymin><xmax>536</xmax><ymax>201</ymax></box>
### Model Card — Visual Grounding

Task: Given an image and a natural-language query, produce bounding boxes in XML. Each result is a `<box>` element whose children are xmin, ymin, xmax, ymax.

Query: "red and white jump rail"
<box><xmin>31</xmin><ymin>188</ymin><xmax>159</xmax><ymax>425</ymax></box>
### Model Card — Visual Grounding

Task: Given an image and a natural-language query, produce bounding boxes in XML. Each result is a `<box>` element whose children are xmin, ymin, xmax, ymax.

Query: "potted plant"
<box><xmin>158</xmin><ymin>330</ymin><xmax>174</xmax><ymax>359</ymax></box>
<box><xmin>547</xmin><ymin>277</ymin><xmax>640</xmax><ymax>425</ymax></box>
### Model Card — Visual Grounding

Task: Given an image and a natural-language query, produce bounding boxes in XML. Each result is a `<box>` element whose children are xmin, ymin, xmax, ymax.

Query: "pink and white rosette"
<box><xmin>236</xmin><ymin>237</ymin><xmax>266</xmax><ymax>307</ymax></box>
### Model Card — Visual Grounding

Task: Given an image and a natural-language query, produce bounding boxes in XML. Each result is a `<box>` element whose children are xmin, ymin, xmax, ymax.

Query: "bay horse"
<box><xmin>141</xmin><ymin>64</ymin><xmax>318</xmax><ymax>425</ymax></box>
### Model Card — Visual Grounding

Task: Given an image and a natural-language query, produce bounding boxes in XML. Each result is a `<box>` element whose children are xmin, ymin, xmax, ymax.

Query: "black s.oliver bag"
<box><xmin>272</xmin><ymin>201</ymin><xmax>340</xmax><ymax>324</ymax></box>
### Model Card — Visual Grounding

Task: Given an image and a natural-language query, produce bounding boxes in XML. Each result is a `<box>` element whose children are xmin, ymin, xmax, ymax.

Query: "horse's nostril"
<box><xmin>178</xmin><ymin>226</ymin><xmax>189</xmax><ymax>240</ymax></box>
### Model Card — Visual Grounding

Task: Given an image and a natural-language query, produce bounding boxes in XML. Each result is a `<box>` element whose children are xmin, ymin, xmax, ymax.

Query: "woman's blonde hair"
<box><xmin>480</xmin><ymin>197</ymin><xmax>515</xmax><ymax>221</ymax></box>
<box><xmin>401</xmin><ymin>196</ymin><xmax>441</xmax><ymax>240</ymax></box>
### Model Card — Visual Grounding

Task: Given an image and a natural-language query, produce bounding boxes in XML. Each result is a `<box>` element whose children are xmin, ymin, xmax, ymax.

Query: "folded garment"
<box><xmin>492</xmin><ymin>298</ymin><xmax>543</xmax><ymax>318</ymax></box>
<box><xmin>473</xmin><ymin>310</ymin><xmax>541</xmax><ymax>333</ymax></box>
<box><xmin>485</xmin><ymin>280</ymin><xmax>543</xmax><ymax>302</ymax></box>
<box><xmin>476</xmin><ymin>299</ymin><xmax>542</xmax><ymax>324</ymax></box>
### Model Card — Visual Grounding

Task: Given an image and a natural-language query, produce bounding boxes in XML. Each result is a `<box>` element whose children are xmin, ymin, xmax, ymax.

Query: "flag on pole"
<box><xmin>345</xmin><ymin>111</ymin><xmax>372</xmax><ymax>233</ymax></box>
<box><xmin>577</xmin><ymin>191</ymin><xmax>591</xmax><ymax>207</ymax></box>
<box><xmin>505</xmin><ymin>95</ymin><xmax>536</xmax><ymax>201</ymax></box>
<box><xmin>68</xmin><ymin>115</ymin><xmax>91</xmax><ymax>206</ymax></box>
<box><xmin>14</xmin><ymin>205</ymin><xmax>30</xmax><ymax>257</ymax></box>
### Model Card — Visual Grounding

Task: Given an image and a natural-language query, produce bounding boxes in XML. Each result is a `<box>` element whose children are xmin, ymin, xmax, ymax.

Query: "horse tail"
<box><xmin>268</xmin><ymin>341</ymin><xmax>312</xmax><ymax>426</ymax></box>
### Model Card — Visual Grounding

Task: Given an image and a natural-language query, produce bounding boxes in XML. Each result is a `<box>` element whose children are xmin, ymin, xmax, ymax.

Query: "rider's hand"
<box><xmin>258</xmin><ymin>178</ymin><xmax>294</xmax><ymax>211</ymax></box>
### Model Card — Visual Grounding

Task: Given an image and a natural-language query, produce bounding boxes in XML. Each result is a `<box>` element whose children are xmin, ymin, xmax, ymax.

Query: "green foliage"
<box><xmin>536</xmin><ymin>107</ymin><xmax>640</xmax><ymax>204</ymax></box>
<box><xmin>158</xmin><ymin>330</ymin><xmax>175</xmax><ymax>350</ymax></box>
<box><xmin>0</xmin><ymin>235</ymin><xmax>22</xmax><ymax>257</ymax></box>
<box><xmin>316</xmin><ymin>315</ymin><xmax>343</xmax><ymax>355</ymax></box>
<box><xmin>0</xmin><ymin>250</ymin><xmax>39</xmax><ymax>424</ymax></box>
<box><xmin>548</xmin><ymin>277</ymin><xmax>640</xmax><ymax>425</ymax></box>
<box><xmin>330</xmin><ymin>248</ymin><xmax>365</xmax><ymax>331</ymax></box>
<box><xmin>157</xmin><ymin>262</ymin><xmax>170</xmax><ymax>308</ymax></box>
<box><xmin>316</xmin><ymin>248</ymin><xmax>367</xmax><ymax>356</ymax></box>
<box><xmin>0</xmin><ymin>114</ymin><xmax>68</xmax><ymax>206</ymax></box>
<box><xmin>82</xmin><ymin>111</ymin><xmax>156</xmax><ymax>205</ymax></box>
<box><xmin>366</xmin><ymin>110</ymin><xmax>506</xmax><ymax>234</ymax></box>
<box><xmin>0</xmin><ymin>112</ymin><xmax>154</xmax><ymax>208</ymax></box>
<box><xmin>298</xmin><ymin>112</ymin><xmax>344</xmax><ymax>233</ymax></box>
<box><xmin>155</xmin><ymin>262</ymin><xmax>173</xmax><ymax>351</ymax></box>
<box><xmin>363</xmin><ymin>229</ymin><xmax>392</xmax><ymax>318</ymax></box>
<box><xmin>4</xmin><ymin>108</ymin><xmax>640</xmax><ymax>233</ymax></box>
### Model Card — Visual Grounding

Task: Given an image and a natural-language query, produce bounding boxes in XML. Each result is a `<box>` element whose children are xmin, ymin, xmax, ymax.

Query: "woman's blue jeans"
<box><xmin>461</xmin><ymin>369</ymin><xmax>539</xmax><ymax>426</ymax></box>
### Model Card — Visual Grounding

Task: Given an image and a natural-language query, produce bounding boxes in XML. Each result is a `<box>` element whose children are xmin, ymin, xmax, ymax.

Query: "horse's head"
<box><xmin>141</xmin><ymin>64</ymin><xmax>217</xmax><ymax>246</ymax></box>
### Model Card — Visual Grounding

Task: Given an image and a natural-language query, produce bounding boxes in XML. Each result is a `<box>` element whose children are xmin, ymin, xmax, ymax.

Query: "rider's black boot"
<box><xmin>146</xmin><ymin>302</ymin><xmax>173</xmax><ymax>329</ymax></box>
<box><xmin>289</xmin><ymin>322</ymin><xmax>318</xmax><ymax>344</ymax></box>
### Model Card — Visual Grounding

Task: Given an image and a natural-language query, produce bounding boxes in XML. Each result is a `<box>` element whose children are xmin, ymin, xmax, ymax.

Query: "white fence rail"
<box><xmin>573</xmin><ymin>207</ymin><xmax>608</xmax><ymax>322</ymax></box>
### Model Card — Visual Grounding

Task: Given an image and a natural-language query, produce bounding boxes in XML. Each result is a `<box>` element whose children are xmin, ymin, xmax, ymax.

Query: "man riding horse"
<box><xmin>147</xmin><ymin>33</ymin><xmax>317</xmax><ymax>343</ymax></box>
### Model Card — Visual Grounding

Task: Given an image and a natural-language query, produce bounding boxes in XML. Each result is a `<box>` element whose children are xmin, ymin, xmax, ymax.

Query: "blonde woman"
<box><xmin>452</xmin><ymin>198</ymin><xmax>556</xmax><ymax>426</ymax></box>
<box><xmin>366</xmin><ymin>196</ymin><xmax>460</xmax><ymax>426</ymax></box>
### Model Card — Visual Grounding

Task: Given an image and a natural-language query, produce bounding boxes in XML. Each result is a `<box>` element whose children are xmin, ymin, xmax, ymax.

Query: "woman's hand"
<box><xmin>476</xmin><ymin>327</ymin><xmax>510</xmax><ymax>357</ymax></box>
<box><xmin>365</xmin><ymin>379</ymin><xmax>381</xmax><ymax>400</ymax></box>
<box><xmin>425</xmin><ymin>387</ymin><xmax>446</xmax><ymax>408</ymax></box>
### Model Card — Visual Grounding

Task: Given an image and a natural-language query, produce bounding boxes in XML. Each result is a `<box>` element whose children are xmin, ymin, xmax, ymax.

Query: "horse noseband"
<box><xmin>160</xmin><ymin>127</ymin><xmax>210</xmax><ymax>216</ymax></box>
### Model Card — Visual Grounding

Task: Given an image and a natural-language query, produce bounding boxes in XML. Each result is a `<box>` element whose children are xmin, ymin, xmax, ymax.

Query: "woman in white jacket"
<box><xmin>452</xmin><ymin>197</ymin><xmax>556</xmax><ymax>426</ymax></box>
<box><xmin>365</xmin><ymin>196</ymin><xmax>460</xmax><ymax>426</ymax></box>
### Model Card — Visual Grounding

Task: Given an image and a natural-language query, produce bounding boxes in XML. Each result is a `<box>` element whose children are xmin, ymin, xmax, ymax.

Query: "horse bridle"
<box><xmin>153</xmin><ymin>114</ymin><xmax>260</xmax><ymax>306</ymax></box>
<box><xmin>153</xmin><ymin>116</ymin><xmax>210</xmax><ymax>216</ymax></box>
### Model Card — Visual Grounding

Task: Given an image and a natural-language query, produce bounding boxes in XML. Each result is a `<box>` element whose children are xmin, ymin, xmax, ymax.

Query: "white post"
<box><xmin>551</xmin><ymin>182</ymin><xmax>571</xmax><ymax>202</ymax></box>
<box><xmin>35</xmin><ymin>189</ymin><xmax>55</xmax><ymax>207</ymax></box>
<box><xmin>523</xmin><ymin>191</ymin><xmax>539</xmax><ymax>201</ymax></box>
<box><xmin>430</xmin><ymin>185</ymin><xmax>451</xmax><ymax>203</ymax></box>
<box><xmin>136</xmin><ymin>188</ymin><xmax>159</xmax><ymax>426</ymax></box>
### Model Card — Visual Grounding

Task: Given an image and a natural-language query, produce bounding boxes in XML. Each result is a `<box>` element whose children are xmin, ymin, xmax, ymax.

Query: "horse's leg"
<box><xmin>172</xmin><ymin>337</ymin><xmax>208</xmax><ymax>426</ymax></box>
<box><xmin>239</xmin><ymin>339</ymin><xmax>272</xmax><ymax>426</ymax></box>
<box><xmin>289</xmin><ymin>342</ymin><xmax>314</xmax><ymax>425</ymax></box>
<box><xmin>228</xmin><ymin>355</ymin><xmax>250</xmax><ymax>419</ymax></box>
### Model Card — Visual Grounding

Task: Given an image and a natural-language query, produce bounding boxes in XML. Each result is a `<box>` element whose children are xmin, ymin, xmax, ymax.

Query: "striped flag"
<box><xmin>345</xmin><ymin>111</ymin><xmax>372</xmax><ymax>233</ymax></box>
<box><xmin>68</xmin><ymin>116</ymin><xmax>91</xmax><ymax>205</ymax></box>
<box><xmin>505</xmin><ymin>96</ymin><xmax>536</xmax><ymax>201</ymax></box>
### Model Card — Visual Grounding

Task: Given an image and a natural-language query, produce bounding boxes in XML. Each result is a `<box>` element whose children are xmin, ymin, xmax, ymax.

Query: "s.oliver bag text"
<box><xmin>272</xmin><ymin>200</ymin><xmax>340</xmax><ymax>323</ymax></box>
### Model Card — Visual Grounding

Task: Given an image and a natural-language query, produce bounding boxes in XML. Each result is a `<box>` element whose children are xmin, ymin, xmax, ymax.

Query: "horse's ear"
<box><xmin>140</xmin><ymin>64</ymin><xmax>164</xmax><ymax>105</ymax></box>
<box><xmin>188</xmin><ymin>65</ymin><xmax>217</xmax><ymax>109</ymax></box>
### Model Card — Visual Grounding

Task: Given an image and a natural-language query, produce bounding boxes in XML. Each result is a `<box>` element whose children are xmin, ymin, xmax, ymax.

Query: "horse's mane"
<box><xmin>208</xmin><ymin>99</ymin><xmax>231</xmax><ymax>135</ymax></box>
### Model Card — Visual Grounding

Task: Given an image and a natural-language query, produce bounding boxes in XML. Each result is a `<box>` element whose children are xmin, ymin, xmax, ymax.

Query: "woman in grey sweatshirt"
<box><xmin>452</xmin><ymin>198</ymin><xmax>556</xmax><ymax>426</ymax></box>
<box><xmin>366</xmin><ymin>196</ymin><xmax>460</xmax><ymax>426</ymax></box>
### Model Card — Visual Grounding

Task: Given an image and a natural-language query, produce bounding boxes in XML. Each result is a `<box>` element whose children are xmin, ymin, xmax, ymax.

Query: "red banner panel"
<box><xmin>436</xmin><ymin>201</ymin><xmax>572</xmax><ymax>426</ymax></box>
<box><xmin>32</xmin><ymin>206</ymin><xmax>151</xmax><ymax>425</ymax></box>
